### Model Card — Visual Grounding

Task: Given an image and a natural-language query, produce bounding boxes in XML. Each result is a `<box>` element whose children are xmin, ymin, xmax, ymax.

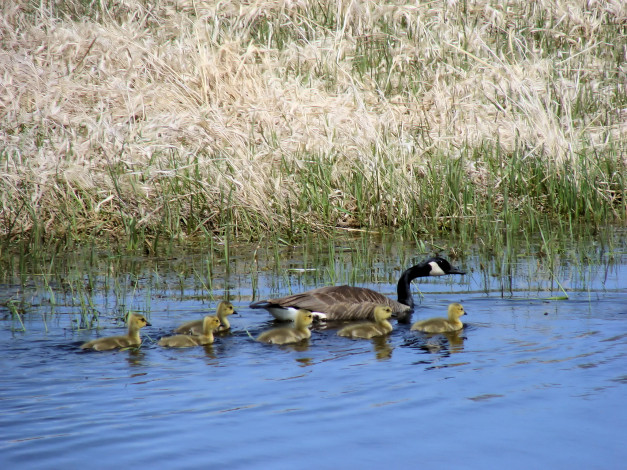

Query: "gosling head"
<box><xmin>448</xmin><ymin>303</ymin><xmax>466</xmax><ymax>319</ymax></box>
<box><xmin>295</xmin><ymin>309</ymin><xmax>314</xmax><ymax>328</ymax></box>
<box><xmin>218</xmin><ymin>301</ymin><xmax>236</xmax><ymax>317</ymax></box>
<box><xmin>373</xmin><ymin>305</ymin><xmax>393</xmax><ymax>322</ymax></box>
<box><xmin>202</xmin><ymin>315</ymin><xmax>221</xmax><ymax>334</ymax></box>
<box><xmin>129</xmin><ymin>313</ymin><xmax>151</xmax><ymax>328</ymax></box>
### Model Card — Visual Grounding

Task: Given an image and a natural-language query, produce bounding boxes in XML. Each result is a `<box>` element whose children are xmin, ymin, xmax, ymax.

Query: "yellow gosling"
<box><xmin>337</xmin><ymin>305</ymin><xmax>393</xmax><ymax>339</ymax></box>
<box><xmin>257</xmin><ymin>310</ymin><xmax>313</xmax><ymax>345</ymax></box>
<box><xmin>411</xmin><ymin>303</ymin><xmax>466</xmax><ymax>333</ymax></box>
<box><xmin>80</xmin><ymin>313</ymin><xmax>151</xmax><ymax>351</ymax></box>
<box><xmin>175</xmin><ymin>301</ymin><xmax>236</xmax><ymax>335</ymax></box>
<box><xmin>159</xmin><ymin>316</ymin><xmax>221</xmax><ymax>348</ymax></box>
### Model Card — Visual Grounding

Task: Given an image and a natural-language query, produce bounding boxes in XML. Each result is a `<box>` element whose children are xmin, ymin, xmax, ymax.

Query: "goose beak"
<box><xmin>146</xmin><ymin>321</ymin><xmax>152</xmax><ymax>326</ymax></box>
<box><xmin>448</xmin><ymin>266</ymin><xmax>465</xmax><ymax>275</ymax></box>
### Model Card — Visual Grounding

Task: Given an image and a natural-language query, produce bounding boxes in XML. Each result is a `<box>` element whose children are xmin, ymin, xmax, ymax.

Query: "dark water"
<box><xmin>0</xmin><ymin>238</ymin><xmax>625</xmax><ymax>469</ymax></box>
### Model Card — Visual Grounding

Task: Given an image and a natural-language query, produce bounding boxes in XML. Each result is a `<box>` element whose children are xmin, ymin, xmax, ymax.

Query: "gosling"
<box><xmin>80</xmin><ymin>313</ymin><xmax>151</xmax><ymax>351</ymax></box>
<box><xmin>175</xmin><ymin>301</ymin><xmax>236</xmax><ymax>335</ymax></box>
<box><xmin>159</xmin><ymin>316</ymin><xmax>221</xmax><ymax>348</ymax></box>
<box><xmin>411</xmin><ymin>303</ymin><xmax>466</xmax><ymax>333</ymax></box>
<box><xmin>337</xmin><ymin>305</ymin><xmax>394</xmax><ymax>339</ymax></box>
<box><xmin>257</xmin><ymin>309</ymin><xmax>313</xmax><ymax>345</ymax></box>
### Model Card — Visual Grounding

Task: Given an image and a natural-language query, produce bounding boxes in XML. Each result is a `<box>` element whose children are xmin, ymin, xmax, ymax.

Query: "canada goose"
<box><xmin>174</xmin><ymin>301</ymin><xmax>236</xmax><ymax>335</ymax></box>
<box><xmin>257</xmin><ymin>309</ymin><xmax>313</xmax><ymax>345</ymax></box>
<box><xmin>337</xmin><ymin>305</ymin><xmax>394</xmax><ymax>339</ymax></box>
<box><xmin>411</xmin><ymin>303</ymin><xmax>466</xmax><ymax>333</ymax></box>
<box><xmin>80</xmin><ymin>313</ymin><xmax>151</xmax><ymax>351</ymax></box>
<box><xmin>250</xmin><ymin>257</ymin><xmax>465</xmax><ymax>322</ymax></box>
<box><xmin>159</xmin><ymin>316</ymin><xmax>221</xmax><ymax>348</ymax></box>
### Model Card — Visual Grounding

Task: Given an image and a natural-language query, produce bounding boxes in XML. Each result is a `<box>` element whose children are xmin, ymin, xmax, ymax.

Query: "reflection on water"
<box><xmin>421</xmin><ymin>330</ymin><xmax>466</xmax><ymax>354</ymax></box>
<box><xmin>371</xmin><ymin>336</ymin><xmax>394</xmax><ymax>360</ymax></box>
<box><xmin>0</xmin><ymin>237</ymin><xmax>626</xmax><ymax>468</ymax></box>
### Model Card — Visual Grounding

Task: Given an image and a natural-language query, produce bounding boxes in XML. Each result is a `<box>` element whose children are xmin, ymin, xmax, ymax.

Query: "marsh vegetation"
<box><xmin>0</xmin><ymin>1</ymin><xmax>624</xmax><ymax>250</ymax></box>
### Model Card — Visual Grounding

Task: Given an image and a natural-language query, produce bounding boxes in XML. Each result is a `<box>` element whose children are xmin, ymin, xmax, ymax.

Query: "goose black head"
<box><xmin>427</xmin><ymin>257</ymin><xmax>465</xmax><ymax>276</ymax></box>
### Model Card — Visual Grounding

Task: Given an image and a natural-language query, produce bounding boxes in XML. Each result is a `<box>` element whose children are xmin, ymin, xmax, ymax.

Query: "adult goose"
<box><xmin>249</xmin><ymin>257</ymin><xmax>465</xmax><ymax>322</ymax></box>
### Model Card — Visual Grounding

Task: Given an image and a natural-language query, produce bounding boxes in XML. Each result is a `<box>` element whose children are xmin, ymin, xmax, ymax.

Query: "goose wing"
<box><xmin>251</xmin><ymin>286</ymin><xmax>409</xmax><ymax>320</ymax></box>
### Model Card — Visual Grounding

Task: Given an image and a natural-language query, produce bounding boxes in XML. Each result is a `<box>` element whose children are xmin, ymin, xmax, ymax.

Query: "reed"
<box><xmin>0</xmin><ymin>1</ymin><xmax>624</xmax><ymax>247</ymax></box>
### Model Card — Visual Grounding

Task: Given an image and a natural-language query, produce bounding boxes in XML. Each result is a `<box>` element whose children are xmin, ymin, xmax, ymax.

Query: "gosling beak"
<box><xmin>145</xmin><ymin>321</ymin><xmax>152</xmax><ymax>326</ymax></box>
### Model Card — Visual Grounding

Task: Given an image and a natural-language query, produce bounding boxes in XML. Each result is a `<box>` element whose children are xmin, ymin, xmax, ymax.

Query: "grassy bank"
<box><xmin>1</xmin><ymin>0</ymin><xmax>625</xmax><ymax>250</ymax></box>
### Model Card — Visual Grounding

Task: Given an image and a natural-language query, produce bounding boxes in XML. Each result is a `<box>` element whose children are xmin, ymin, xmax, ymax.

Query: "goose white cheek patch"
<box><xmin>428</xmin><ymin>261</ymin><xmax>446</xmax><ymax>276</ymax></box>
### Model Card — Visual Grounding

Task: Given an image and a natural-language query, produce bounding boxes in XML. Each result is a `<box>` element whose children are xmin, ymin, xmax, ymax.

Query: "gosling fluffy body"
<box><xmin>257</xmin><ymin>310</ymin><xmax>313</xmax><ymax>345</ymax></box>
<box><xmin>337</xmin><ymin>305</ymin><xmax>394</xmax><ymax>339</ymax></box>
<box><xmin>159</xmin><ymin>316</ymin><xmax>221</xmax><ymax>348</ymax></box>
<box><xmin>175</xmin><ymin>301</ymin><xmax>236</xmax><ymax>335</ymax></box>
<box><xmin>80</xmin><ymin>313</ymin><xmax>151</xmax><ymax>351</ymax></box>
<box><xmin>411</xmin><ymin>303</ymin><xmax>466</xmax><ymax>333</ymax></box>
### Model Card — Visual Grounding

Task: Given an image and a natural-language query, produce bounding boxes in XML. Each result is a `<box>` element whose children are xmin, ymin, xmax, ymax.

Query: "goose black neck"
<box><xmin>396</xmin><ymin>262</ymin><xmax>432</xmax><ymax>309</ymax></box>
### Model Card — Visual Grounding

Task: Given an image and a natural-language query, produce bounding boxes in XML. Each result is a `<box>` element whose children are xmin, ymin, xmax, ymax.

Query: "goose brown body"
<box><xmin>337</xmin><ymin>305</ymin><xmax>394</xmax><ymax>339</ymax></box>
<box><xmin>80</xmin><ymin>313</ymin><xmax>151</xmax><ymax>351</ymax></box>
<box><xmin>411</xmin><ymin>303</ymin><xmax>466</xmax><ymax>333</ymax></box>
<box><xmin>257</xmin><ymin>310</ymin><xmax>313</xmax><ymax>345</ymax></box>
<box><xmin>159</xmin><ymin>316</ymin><xmax>221</xmax><ymax>348</ymax></box>
<box><xmin>175</xmin><ymin>301</ymin><xmax>236</xmax><ymax>335</ymax></box>
<box><xmin>250</xmin><ymin>257</ymin><xmax>464</xmax><ymax>322</ymax></box>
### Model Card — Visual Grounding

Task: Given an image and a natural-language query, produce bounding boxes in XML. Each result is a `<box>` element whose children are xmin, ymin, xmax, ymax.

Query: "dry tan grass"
<box><xmin>0</xmin><ymin>0</ymin><xmax>625</xmax><ymax>243</ymax></box>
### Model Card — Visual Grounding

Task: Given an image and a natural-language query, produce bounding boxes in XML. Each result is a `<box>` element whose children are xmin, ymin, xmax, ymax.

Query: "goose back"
<box><xmin>252</xmin><ymin>287</ymin><xmax>409</xmax><ymax>320</ymax></box>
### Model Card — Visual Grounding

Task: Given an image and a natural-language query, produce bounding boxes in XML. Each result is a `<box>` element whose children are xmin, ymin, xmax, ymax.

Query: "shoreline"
<box><xmin>1</xmin><ymin>1</ymin><xmax>625</xmax><ymax>246</ymax></box>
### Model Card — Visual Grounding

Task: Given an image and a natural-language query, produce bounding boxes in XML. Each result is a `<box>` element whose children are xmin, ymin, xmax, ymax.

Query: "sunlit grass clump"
<box><xmin>1</xmin><ymin>0</ymin><xmax>625</xmax><ymax>248</ymax></box>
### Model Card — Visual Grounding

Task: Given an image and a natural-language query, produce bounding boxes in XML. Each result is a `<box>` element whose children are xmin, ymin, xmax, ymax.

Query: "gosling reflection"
<box><xmin>158</xmin><ymin>316</ymin><xmax>221</xmax><ymax>348</ymax></box>
<box><xmin>202</xmin><ymin>344</ymin><xmax>218</xmax><ymax>360</ymax></box>
<box><xmin>411</xmin><ymin>303</ymin><xmax>466</xmax><ymax>333</ymax></box>
<box><xmin>371</xmin><ymin>335</ymin><xmax>394</xmax><ymax>360</ymax></box>
<box><xmin>337</xmin><ymin>306</ymin><xmax>393</xmax><ymax>339</ymax></box>
<box><xmin>420</xmin><ymin>331</ymin><xmax>465</xmax><ymax>355</ymax></box>
<box><xmin>257</xmin><ymin>310</ymin><xmax>313</xmax><ymax>345</ymax></box>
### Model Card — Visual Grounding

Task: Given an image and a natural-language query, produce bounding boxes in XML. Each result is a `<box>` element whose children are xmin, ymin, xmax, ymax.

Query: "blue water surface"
<box><xmin>0</xmin><ymin>241</ymin><xmax>625</xmax><ymax>469</ymax></box>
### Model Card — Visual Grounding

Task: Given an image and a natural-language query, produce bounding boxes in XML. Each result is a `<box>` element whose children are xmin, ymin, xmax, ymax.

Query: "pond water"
<box><xmin>0</xmin><ymin>235</ymin><xmax>625</xmax><ymax>469</ymax></box>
